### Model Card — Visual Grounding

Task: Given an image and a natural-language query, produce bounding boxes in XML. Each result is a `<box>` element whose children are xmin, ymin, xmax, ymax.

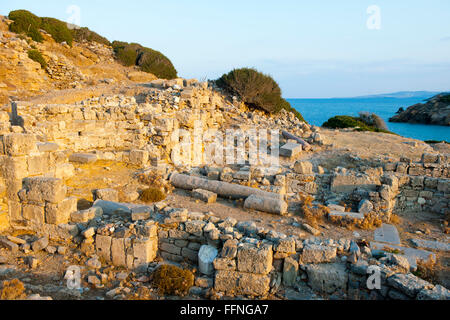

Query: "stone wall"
<box><xmin>87</xmin><ymin>202</ymin><xmax>448</xmax><ymax>299</ymax></box>
<box><xmin>385</xmin><ymin>153</ymin><xmax>449</xmax><ymax>215</ymax></box>
<box><xmin>0</xmin><ymin>132</ymin><xmax>75</xmax><ymax>230</ymax></box>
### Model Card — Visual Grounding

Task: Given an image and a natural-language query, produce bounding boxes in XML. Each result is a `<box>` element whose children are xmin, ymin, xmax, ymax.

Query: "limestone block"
<box><xmin>214</xmin><ymin>270</ymin><xmax>270</xmax><ymax>296</ymax></box>
<box><xmin>133</xmin><ymin>237</ymin><xmax>157</xmax><ymax>268</ymax></box>
<box><xmin>129</xmin><ymin>149</ymin><xmax>149</xmax><ymax>166</ymax></box>
<box><xmin>96</xmin><ymin>235</ymin><xmax>112</xmax><ymax>262</ymax></box>
<box><xmin>2</xmin><ymin>133</ymin><xmax>37</xmax><ymax>156</ymax></box>
<box><xmin>192</xmin><ymin>189</ymin><xmax>217</xmax><ymax>203</ymax></box>
<box><xmin>93</xmin><ymin>188</ymin><xmax>119</xmax><ymax>202</ymax></box>
<box><xmin>22</xmin><ymin>204</ymin><xmax>45</xmax><ymax>225</ymax></box>
<box><xmin>111</xmin><ymin>238</ymin><xmax>127</xmax><ymax>267</ymax></box>
<box><xmin>300</xmin><ymin>244</ymin><xmax>337</xmax><ymax>264</ymax></box>
<box><xmin>22</xmin><ymin>177</ymin><xmax>66</xmax><ymax>204</ymax></box>
<box><xmin>198</xmin><ymin>245</ymin><xmax>218</xmax><ymax>275</ymax></box>
<box><xmin>293</xmin><ymin>161</ymin><xmax>313</xmax><ymax>174</ymax></box>
<box><xmin>306</xmin><ymin>263</ymin><xmax>348</xmax><ymax>294</ymax></box>
<box><xmin>45</xmin><ymin>197</ymin><xmax>77</xmax><ymax>225</ymax></box>
<box><xmin>237</xmin><ymin>243</ymin><xmax>273</xmax><ymax>275</ymax></box>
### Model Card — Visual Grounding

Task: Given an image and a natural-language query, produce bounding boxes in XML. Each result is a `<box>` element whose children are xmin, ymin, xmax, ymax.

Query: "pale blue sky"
<box><xmin>2</xmin><ymin>0</ymin><xmax>450</xmax><ymax>98</ymax></box>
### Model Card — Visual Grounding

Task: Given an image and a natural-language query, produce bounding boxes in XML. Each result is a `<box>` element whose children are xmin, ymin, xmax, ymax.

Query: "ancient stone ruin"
<box><xmin>0</xmin><ymin>78</ymin><xmax>449</xmax><ymax>300</ymax></box>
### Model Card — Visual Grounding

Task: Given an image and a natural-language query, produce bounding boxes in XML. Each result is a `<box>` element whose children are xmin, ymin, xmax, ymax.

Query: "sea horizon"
<box><xmin>288</xmin><ymin>97</ymin><xmax>450</xmax><ymax>142</ymax></box>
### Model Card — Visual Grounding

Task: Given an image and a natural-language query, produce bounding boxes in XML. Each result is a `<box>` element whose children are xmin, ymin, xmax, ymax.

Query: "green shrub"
<box><xmin>152</xmin><ymin>265</ymin><xmax>194</xmax><ymax>296</ymax></box>
<box><xmin>27</xmin><ymin>49</ymin><xmax>47</xmax><ymax>69</ymax></box>
<box><xmin>112</xmin><ymin>41</ymin><xmax>139</xmax><ymax>66</ymax></box>
<box><xmin>112</xmin><ymin>41</ymin><xmax>177</xmax><ymax>79</ymax></box>
<box><xmin>71</xmin><ymin>27</ymin><xmax>110</xmax><ymax>46</ymax></box>
<box><xmin>8</xmin><ymin>10</ymin><xmax>43</xmax><ymax>42</ymax></box>
<box><xmin>216</xmin><ymin>68</ymin><xmax>306</xmax><ymax>122</ymax></box>
<box><xmin>40</xmin><ymin>17</ymin><xmax>73</xmax><ymax>46</ymax></box>
<box><xmin>323</xmin><ymin>115</ymin><xmax>392</xmax><ymax>134</ymax></box>
<box><xmin>216</xmin><ymin>68</ymin><xmax>282</xmax><ymax>113</ymax></box>
<box><xmin>137</xmin><ymin>48</ymin><xmax>177</xmax><ymax>80</ymax></box>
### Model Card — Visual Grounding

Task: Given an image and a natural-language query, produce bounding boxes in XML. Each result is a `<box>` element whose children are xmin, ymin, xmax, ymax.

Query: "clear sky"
<box><xmin>2</xmin><ymin>0</ymin><xmax>450</xmax><ymax>98</ymax></box>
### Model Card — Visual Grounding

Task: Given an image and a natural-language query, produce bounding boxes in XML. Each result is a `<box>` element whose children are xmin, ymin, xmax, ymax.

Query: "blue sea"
<box><xmin>288</xmin><ymin>97</ymin><xmax>450</xmax><ymax>142</ymax></box>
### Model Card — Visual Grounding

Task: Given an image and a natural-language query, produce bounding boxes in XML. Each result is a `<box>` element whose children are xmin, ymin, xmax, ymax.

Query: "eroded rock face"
<box><xmin>389</xmin><ymin>93</ymin><xmax>450</xmax><ymax>126</ymax></box>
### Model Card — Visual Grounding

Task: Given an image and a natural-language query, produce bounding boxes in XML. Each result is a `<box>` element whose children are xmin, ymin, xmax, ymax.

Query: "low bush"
<box><xmin>216</xmin><ymin>68</ymin><xmax>306</xmax><ymax>122</ymax></box>
<box><xmin>27</xmin><ymin>49</ymin><xmax>47</xmax><ymax>69</ymax></box>
<box><xmin>137</xmin><ymin>48</ymin><xmax>178</xmax><ymax>80</ymax></box>
<box><xmin>323</xmin><ymin>115</ymin><xmax>392</xmax><ymax>134</ymax></box>
<box><xmin>152</xmin><ymin>264</ymin><xmax>194</xmax><ymax>296</ymax></box>
<box><xmin>140</xmin><ymin>187</ymin><xmax>167</xmax><ymax>203</ymax></box>
<box><xmin>8</xmin><ymin>10</ymin><xmax>43</xmax><ymax>42</ymax></box>
<box><xmin>71</xmin><ymin>27</ymin><xmax>110</xmax><ymax>46</ymax></box>
<box><xmin>40</xmin><ymin>17</ymin><xmax>73</xmax><ymax>46</ymax></box>
<box><xmin>112</xmin><ymin>41</ymin><xmax>177</xmax><ymax>79</ymax></box>
<box><xmin>9</xmin><ymin>10</ymin><xmax>73</xmax><ymax>46</ymax></box>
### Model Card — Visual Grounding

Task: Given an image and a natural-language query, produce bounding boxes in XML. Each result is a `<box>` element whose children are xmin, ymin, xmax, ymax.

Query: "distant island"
<box><xmin>343</xmin><ymin>91</ymin><xmax>440</xmax><ymax>99</ymax></box>
<box><xmin>389</xmin><ymin>93</ymin><xmax>450</xmax><ymax>126</ymax></box>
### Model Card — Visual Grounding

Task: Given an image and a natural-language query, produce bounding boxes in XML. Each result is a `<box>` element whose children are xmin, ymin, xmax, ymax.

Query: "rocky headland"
<box><xmin>389</xmin><ymin>93</ymin><xmax>450</xmax><ymax>126</ymax></box>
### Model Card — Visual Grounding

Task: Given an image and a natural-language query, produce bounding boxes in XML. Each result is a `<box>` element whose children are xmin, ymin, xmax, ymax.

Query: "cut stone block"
<box><xmin>410</xmin><ymin>239</ymin><xmax>450</xmax><ymax>252</ymax></box>
<box><xmin>37</xmin><ymin>142</ymin><xmax>59</xmax><ymax>152</ymax></box>
<box><xmin>133</xmin><ymin>238</ymin><xmax>157</xmax><ymax>268</ymax></box>
<box><xmin>214</xmin><ymin>270</ymin><xmax>270</xmax><ymax>296</ymax></box>
<box><xmin>237</xmin><ymin>243</ymin><xmax>273</xmax><ymax>275</ymax></box>
<box><xmin>2</xmin><ymin>133</ymin><xmax>37</xmax><ymax>156</ymax></box>
<box><xmin>280</xmin><ymin>142</ymin><xmax>302</xmax><ymax>158</ymax></box>
<box><xmin>192</xmin><ymin>189</ymin><xmax>217</xmax><ymax>203</ymax></box>
<box><xmin>69</xmin><ymin>153</ymin><xmax>97</xmax><ymax>164</ymax></box>
<box><xmin>293</xmin><ymin>161</ymin><xmax>313</xmax><ymax>174</ymax></box>
<box><xmin>22</xmin><ymin>204</ymin><xmax>45</xmax><ymax>225</ymax></box>
<box><xmin>198</xmin><ymin>245</ymin><xmax>218</xmax><ymax>275</ymax></box>
<box><xmin>93</xmin><ymin>188</ymin><xmax>119</xmax><ymax>202</ymax></box>
<box><xmin>45</xmin><ymin>197</ymin><xmax>78</xmax><ymax>225</ymax></box>
<box><xmin>374</xmin><ymin>224</ymin><xmax>401</xmax><ymax>245</ymax></box>
<box><xmin>306</xmin><ymin>263</ymin><xmax>348</xmax><ymax>294</ymax></box>
<box><xmin>283</xmin><ymin>257</ymin><xmax>299</xmax><ymax>287</ymax></box>
<box><xmin>327</xmin><ymin>204</ymin><xmax>346</xmax><ymax>212</ymax></box>
<box><xmin>329</xmin><ymin>210</ymin><xmax>364</xmax><ymax>221</ymax></box>
<box><xmin>300</xmin><ymin>244</ymin><xmax>337</xmax><ymax>264</ymax></box>
<box><xmin>129</xmin><ymin>149</ymin><xmax>149</xmax><ymax>166</ymax></box>
<box><xmin>71</xmin><ymin>207</ymin><xmax>102</xmax><ymax>223</ymax></box>
<box><xmin>96</xmin><ymin>235</ymin><xmax>112</xmax><ymax>262</ymax></box>
<box><xmin>22</xmin><ymin>177</ymin><xmax>66</xmax><ymax>204</ymax></box>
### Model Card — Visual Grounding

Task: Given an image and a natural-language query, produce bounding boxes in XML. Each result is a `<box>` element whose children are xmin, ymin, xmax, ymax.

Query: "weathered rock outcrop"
<box><xmin>389</xmin><ymin>93</ymin><xmax>450</xmax><ymax>126</ymax></box>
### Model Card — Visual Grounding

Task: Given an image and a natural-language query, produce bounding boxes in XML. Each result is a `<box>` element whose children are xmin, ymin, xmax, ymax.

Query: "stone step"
<box><xmin>374</xmin><ymin>224</ymin><xmax>401</xmax><ymax>245</ymax></box>
<box><xmin>410</xmin><ymin>239</ymin><xmax>450</xmax><ymax>252</ymax></box>
<box><xmin>370</xmin><ymin>241</ymin><xmax>436</xmax><ymax>270</ymax></box>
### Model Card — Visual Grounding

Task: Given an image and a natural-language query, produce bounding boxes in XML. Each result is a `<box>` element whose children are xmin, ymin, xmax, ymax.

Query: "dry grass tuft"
<box><xmin>152</xmin><ymin>264</ymin><xmax>194</xmax><ymax>296</ymax></box>
<box><xmin>298</xmin><ymin>193</ymin><xmax>330</xmax><ymax>228</ymax></box>
<box><xmin>330</xmin><ymin>212</ymin><xmax>382</xmax><ymax>231</ymax></box>
<box><xmin>140</xmin><ymin>187</ymin><xmax>167</xmax><ymax>203</ymax></box>
<box><xmin>0</xmin><ymin>279</ymin><xmax>26</xmax><ymax>300</ymax></box>
<box><xmin>389</xmin><ymin>214</ymin><xmax>401</xmax><ymax>225</ymax></box>
<box><xmin>413</xmin><ymin>256</ymin><xmax>439</xmax><ymax>285</ymax></box>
